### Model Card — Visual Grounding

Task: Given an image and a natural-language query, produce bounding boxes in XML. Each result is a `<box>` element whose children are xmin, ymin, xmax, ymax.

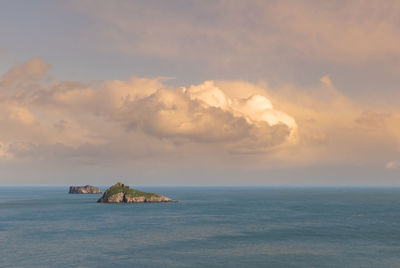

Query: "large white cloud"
<box><xmin>1</xmin><ymin>59</ymin><xmax>399</xmax><ymax>172</ymax></box>
<box><xmin>116</xmin><ymin>81</ymin><xmax>297</xmax><ymax>149</ymax></box>
<box><xmin>0</xmin><ymin>59</ymin><xmax>298</xmax><ymax>162</ymax></box>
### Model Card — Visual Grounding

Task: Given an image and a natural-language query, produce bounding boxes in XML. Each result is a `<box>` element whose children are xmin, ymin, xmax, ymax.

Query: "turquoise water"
<box><xmin>1</xmin><ymin>186</ymin><xmax>400</xmax><ymax>267</ymax></box>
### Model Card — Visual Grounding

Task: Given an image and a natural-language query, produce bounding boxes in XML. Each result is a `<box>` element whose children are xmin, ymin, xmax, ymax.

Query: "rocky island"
<box><xmin>98</xmin><ymin>182</ymin><xmax>172</xmax><ymax>203</ymax></box>
<box><xmin>69</xmin><ymin>185</ymin><xmax>101</xmax><ymax>194</ymax></box>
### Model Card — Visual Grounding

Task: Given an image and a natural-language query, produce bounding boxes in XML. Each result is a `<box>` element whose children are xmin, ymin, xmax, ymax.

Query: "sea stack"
<box><xmin>98</xmin><ymin>182</ymin><xmax>172</xmax><ymax>203</ymax></box>
<box><xmin>69</xmin><ymin>185</ymin><xmax>101</xmax><ymax>194</ymax></box>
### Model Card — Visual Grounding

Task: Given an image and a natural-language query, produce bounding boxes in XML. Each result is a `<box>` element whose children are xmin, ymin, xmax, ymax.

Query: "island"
<box><xmin>97</xmin><ymin>182</ymin><xmax>172</xmax><ymax>203</ymax></box>
<box><xmin>69</xmin><ymin>185</ymin><xmax>101</xmax><ymax>194</ymax></box>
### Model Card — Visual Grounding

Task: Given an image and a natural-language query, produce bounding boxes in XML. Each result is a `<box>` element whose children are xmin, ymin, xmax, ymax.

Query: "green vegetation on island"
<box><xmin>97</xmin><ymin>182</ymin><xmax>172</xmax><ymax>203</ymax></box>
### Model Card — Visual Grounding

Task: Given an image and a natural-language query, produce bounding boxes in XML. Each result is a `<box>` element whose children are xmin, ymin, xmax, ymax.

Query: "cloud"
<box><xmin>386</xmin><ymin>161</ymin><xmax>400</xmax><ymax>169</ymax></box>
<box><xmin>184</xmin><ymin>81</ymin><xmax>231</xmax><ymax>109</ymax></box>
<box><xmin>1</xmin><ymin>58</ymin><xmax>400</xmax><ymax>172</ymax></box>
<box><xmin>0</xmin><ymin>142</ymin><xmax>10</xmax><ymax>159</ymax></box>
<box><xmin>355</xmin><ymin>110</ymin><xmax>391</xmax><ymax>130</ymax></box>
<box><xmin>72</xmin><ymin>0</ymin><xmax>400</xmax><ymax>68</ymax></box>
<box><xmin>232</xmin><ymin>75</ymin><xmax>400</xmax><ymax>168</ymax></box>
<box><xmin>0</xmin><ymin>58</ymin><xmax>50</xmax><ymax>88</ymax></box>
<box><xmin>116</xmin><ymin>81</ymin><xmax>296</xmax><ymax>150</ymax></box>
<box><xmin>320</xmin><ymin>75</ymin><xmax>334</xmax><ymax>88</ymax></box>
<box><xmin>7</xmin><ymin>105</ymin><xmax>36</xmax><ymax>125</ymax></box>
<box><xmin>0</xmin><ymin>59</ymin><xmax>298</xmax><ymax>164</ymax></box>
<box><xmin>62</xmin><ymin>0</ymin><xmax>400</xmax><ymax>108</ymax></box>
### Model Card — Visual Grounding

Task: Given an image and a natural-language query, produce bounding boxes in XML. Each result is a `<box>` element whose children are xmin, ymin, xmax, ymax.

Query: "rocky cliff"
<box><xmin>97</xmin><ymin>182</ymin><xmax>172</xmax><ymax>203</ymax></box>
<box><xmin>69</xmin><ymin>185</ymin><xmax>101</xmax><ymax>194</ymax></box>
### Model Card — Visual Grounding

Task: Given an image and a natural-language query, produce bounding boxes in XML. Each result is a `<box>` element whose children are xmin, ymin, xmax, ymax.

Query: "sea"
<box><xmin>1</xmin><ymin>186</ymin><xmax>400</xmax><ymax>267</ymax></box>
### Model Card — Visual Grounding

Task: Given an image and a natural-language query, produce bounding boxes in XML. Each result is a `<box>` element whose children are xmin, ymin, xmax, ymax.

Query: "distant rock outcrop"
<box><xmin>97</xmin><ymin>182</ymin><xmax>172</xmax><ymax>203</ymax></box>
<box><xmin>69</xmin><ymin>185</ymin><xmax>101</xmax><ymax>194</ymax></box>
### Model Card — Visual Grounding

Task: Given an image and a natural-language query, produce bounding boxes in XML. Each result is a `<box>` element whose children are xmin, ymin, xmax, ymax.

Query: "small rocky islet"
<box><xmin>69</xmin><ymin>185</ymin><xmax>101</xmax><ymax>194</ymax></box>
<box><xmin>97</xmin><ymin>182</ymin><xmax>172</xmax><ymax>203</ymax></box>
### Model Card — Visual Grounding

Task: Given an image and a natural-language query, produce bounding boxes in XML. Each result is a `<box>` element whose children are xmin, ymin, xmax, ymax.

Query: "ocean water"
<box><xmin>1</xmin><ymin>187</ymin><xmax>400</xmax><ymax>267</ymax></box>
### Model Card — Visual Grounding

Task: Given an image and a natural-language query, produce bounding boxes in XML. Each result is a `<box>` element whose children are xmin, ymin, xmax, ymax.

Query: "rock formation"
<box><xmin>97</xmin><ymin>182</ymin><xmax>172</xmax><ymax>203</ymax></box>
<box><xmin>69</xmin><ymin>185</ymin><xmax>101</xmax><ymax>194</ymax></box>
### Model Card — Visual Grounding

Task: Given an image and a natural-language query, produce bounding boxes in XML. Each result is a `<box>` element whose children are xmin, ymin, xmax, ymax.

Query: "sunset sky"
<box><xmin>1</xmin><ymin>0</ymin><xmax>399</xmax><ymax>185</ymax></box>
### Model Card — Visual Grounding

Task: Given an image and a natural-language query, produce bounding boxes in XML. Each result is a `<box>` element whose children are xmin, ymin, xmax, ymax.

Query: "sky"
<box><xmin>0</xmin><ymin>0</ymin><xmax>399</xmax><ymax>185</ymax></box>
